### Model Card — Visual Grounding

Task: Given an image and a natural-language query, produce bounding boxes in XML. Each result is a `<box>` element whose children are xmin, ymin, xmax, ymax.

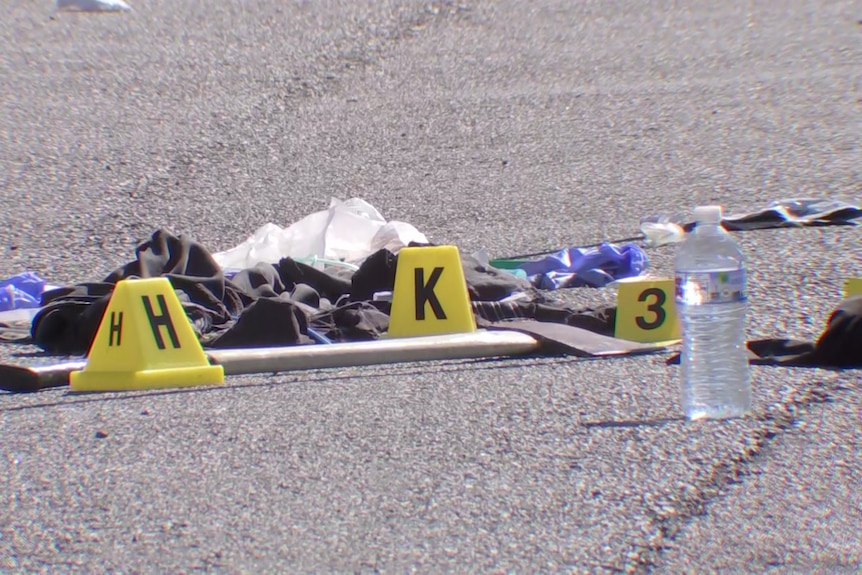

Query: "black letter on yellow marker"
<box><xmin>108</xmin><ymin>312</ymin><xmax>123</xmax><ymax>347</ymax></box>
<box><xmin>142</xmin><ymin>294</ymin><xmax>181</xmax><ymax>350</ymax></box>
<box><xmin>415</xmin><ymin>267</ymin><xmax>447</xmax><ymax>321</ymax></box>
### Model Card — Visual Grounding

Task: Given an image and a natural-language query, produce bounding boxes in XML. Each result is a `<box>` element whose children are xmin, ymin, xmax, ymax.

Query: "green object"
<box><xmin>489</xmin><ymin>259</ymin><xmax>529</xmax><ymax>279</ymax></box>
<box><xmin>295</xmin><ymin>256</ymin><xmax>360</xmax><ymax>271</ymax></box>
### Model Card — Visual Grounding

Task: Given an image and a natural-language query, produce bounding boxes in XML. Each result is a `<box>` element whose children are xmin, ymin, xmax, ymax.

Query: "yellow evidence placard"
<box><xmin>614</xmin><ymin>278</ymin><xmax>681</xmax><ymax>344</ymax></box>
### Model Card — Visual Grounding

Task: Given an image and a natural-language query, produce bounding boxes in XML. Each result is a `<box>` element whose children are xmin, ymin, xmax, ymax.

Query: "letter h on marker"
<box><xmin>108</xmin><ymin>312</ymin><xmax>123</xmax><ymax>347</ymax></box>
<box><xmin>141</xmin><ymin>294</ymin><xmax>181</xmax><ymax>350</ymax></box>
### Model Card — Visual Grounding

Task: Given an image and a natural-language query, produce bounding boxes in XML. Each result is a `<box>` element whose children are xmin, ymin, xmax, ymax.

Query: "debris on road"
<box><xmin>53</xmin><ymin>0</ymin><xmax>132</xmax><ymax>13</ymax></box>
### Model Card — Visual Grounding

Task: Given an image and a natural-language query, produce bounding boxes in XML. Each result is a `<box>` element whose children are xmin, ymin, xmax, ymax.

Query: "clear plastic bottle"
<box><xmin>674</xmin><ymin>205</ymin><xmax>751</xmax><ymax>420</ymax></box>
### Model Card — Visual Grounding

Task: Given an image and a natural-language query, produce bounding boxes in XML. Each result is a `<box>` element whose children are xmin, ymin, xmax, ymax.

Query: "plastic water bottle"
<box><xmin>674</xmin><ymin>205</ymin><xmax>751</xmax><ymax>420</ymax></box>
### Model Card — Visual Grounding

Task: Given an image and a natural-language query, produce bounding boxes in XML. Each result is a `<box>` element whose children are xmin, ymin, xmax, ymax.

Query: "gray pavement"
<box><xmin>657</xmin><ymin>382</ymin><xmax>862</xmax><ymax>574</ymax></box>
<box><xmin>1</xmin><ymin>0</ymin><xmax>860</xmax><ymax>572</ymax></box>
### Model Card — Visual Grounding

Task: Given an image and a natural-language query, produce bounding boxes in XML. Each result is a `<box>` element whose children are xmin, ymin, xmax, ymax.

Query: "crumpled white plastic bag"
<box><xmin>313</xmin><ymin>198</ymin><xmax>387</xmax><ymax>264</ymax></box>
<box><xmin>212</xmin><ymin>198</ymin><xmax>429</xmax><ymax>271</ymax></box>
<box><xmin>639</xmin><ymin>214</ymin><xmax>685</xmax><ymax>247</ymax></box>
<box><xmin>369</xmin><ymin>221</ymin><xmax>427</xmax><ymax>254</ymax></box>
<box><xmin>54</xmin><ymin>0</ymin><xmax>132</xmax><ymax>13</ymax></box>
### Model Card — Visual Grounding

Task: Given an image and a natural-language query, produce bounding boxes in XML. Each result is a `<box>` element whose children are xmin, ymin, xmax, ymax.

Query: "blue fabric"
<box><xmin>517</xmin><ymin>243</ymin><xmax>648</xmax><ymax>289</ymax></box>
<box><xmin>307</xmin><ymin>327</ymin><xmax>333</xmax><ymax>344</ymax></box>
<box><xmin>0</xmin><ymin>272</ymin><xmax>48</xmax><ymax>311</ymax></box>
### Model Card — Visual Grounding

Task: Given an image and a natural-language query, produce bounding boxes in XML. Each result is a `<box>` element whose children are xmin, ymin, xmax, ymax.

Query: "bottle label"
<box><xmin>675</xmin><ymin>269</ymin><xmax>746</xmax><ymax>305</ymax></box>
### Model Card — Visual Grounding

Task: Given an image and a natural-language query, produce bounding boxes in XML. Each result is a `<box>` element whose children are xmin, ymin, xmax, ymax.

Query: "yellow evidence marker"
<box><xmin>614</xmin><ymin>278</ymin><xmax>681</xmax><ymax>344</ymax></box>
<box><xmin>843</xmin><ymin>278</ymin><xmax>862</xmax><ymax>298</ymax></box>
<box><xmin>70</xmin><ymin>277</ymin><xmax>224</xmax><ymax>393</ymax></box>
<box><xmin>388</xmin><ymin>245</ymin><xmax>477</xmax><ymax>338</ymax></box>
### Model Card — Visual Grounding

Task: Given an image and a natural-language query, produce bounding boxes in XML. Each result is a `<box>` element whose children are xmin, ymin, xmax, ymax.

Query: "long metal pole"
<box><xmin>209</xmin><ymin>330</ymin><xmax>540</xmax><ymax>375</ymax></box>
<box><xmin>0</xmin><ymin>330</ymin><xmax>541</xmax><ymax>393</ymax></box>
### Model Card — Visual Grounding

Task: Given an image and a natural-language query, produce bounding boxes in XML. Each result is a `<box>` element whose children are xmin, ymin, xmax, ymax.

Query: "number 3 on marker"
<box><xmin>635</xmin><ymin>287</ymin><xmax>666</xmax><ymax>330</ymax></box>
<box><xmin>614</xmin><ymin>279</ymin><xmax>680</xmax><ymax>343</ymax></box>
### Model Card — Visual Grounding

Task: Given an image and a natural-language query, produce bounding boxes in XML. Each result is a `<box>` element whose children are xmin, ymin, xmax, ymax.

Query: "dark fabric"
<box><xmin>18</xmin><ymin>227</ymin><xmax>862</xmax><ymax>372</ymax></box>
<box><xmin>345</xmin><ymin>244</ymin><xmax>536</xmax><ymax>303</ymax></box>
<box><xmin>228</xmin><ymin>262</ymin><xmax>286</xmax><ymax>299</ymax></box>
<box><xmin>788</xmin><ymin>296</ymin><xmax>862</xmax><ymax>367</ymax></box>
<box><xmin>29</xmin><ymin>229</ymin><xmax>608</xmax><ymax>356</ymax></box>
<box><xmin>744</xmin><ymin>339</ymin><xmax>816</xmax><ymax>364</ymax></box>
<box><xmin>205</xmin><ymin>297</ymin><xmax>313</xmax><ymax>349</ymax></box>
<box><xmin>461</xmin><ymin>252</ymin><xmax>537</xmax><ymax>301</ymax></box>
<box><xmin>311</xmin><ymin>301</ymin><xmax>392</xmax><ymax>342</ymax></box>
<box><xmin>680</xmin><ymin>202</ymin><xmax>862</xmax><ymax>232</ymax></box>
<box><xmin>31</xmin><ymin>230</ymin><xmax>310</xmax><ymax>355</ymax></box>
<box><xmin>488</xmin><ymin>319</ymin><xmax>665</xmax><ymax>357</ymax></box>
<box><xmin>276</xmin><ymin>257</ymin><xmax>352</xmax><ymax>305</ymax></box>
<box><xmin>667</xmin><ymin>296</ymin><xmax>862</xmax><ymax>368</ymax></box>
<box><xmin>472</xmin><ymin>300</ymin><xmax>616</xmax><ymax>336</ymax></box>
<box><xmin>32</xmin><ymin>284</ymin><xmax>119</xmax><ymax>356</ymax></box>
<box><xmin>348</xmin><ymin>248</ymin><xmax>399</xmax><ymax>303</ymax></box>
<box><xmin>104</xmin><ymin>228</ymin><xmax>246</xmax><ymax>319</ymax></box>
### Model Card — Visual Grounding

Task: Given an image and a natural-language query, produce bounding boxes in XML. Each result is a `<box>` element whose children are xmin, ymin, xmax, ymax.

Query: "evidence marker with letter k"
<box><xmin>388</xmin><ymin>245</ymin><xmax>477</xmax><ymax>338</ymax></box>
<box><xmin>69</xmin><ymin>277</ymin><xmax>224</xmax><ymax>392</ymax></box>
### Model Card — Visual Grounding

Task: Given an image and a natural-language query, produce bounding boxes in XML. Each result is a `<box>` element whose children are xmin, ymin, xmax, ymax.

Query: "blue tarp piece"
<box><xmin>0</xmin><ymin>272</ymin><xmax>48</xmax><ymax>312</ymax></box>
<box><xmin>517</xmin><ymin>243</ymin><xmax>648</xmax><ymax>290</ymax></box>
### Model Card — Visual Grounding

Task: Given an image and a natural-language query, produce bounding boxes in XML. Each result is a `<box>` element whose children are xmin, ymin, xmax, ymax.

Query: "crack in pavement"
<box><xmin>621</xmin><ymin>374</ymin><xmax>847</xmax><ymax>574</ymax></box>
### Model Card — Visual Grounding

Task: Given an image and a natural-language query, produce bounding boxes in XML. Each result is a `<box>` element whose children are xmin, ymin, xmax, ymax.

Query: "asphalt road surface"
<box><xmin>1</xmin><ymin>0</ymin><xmax>860</xmax><ymax>572</ymax></box>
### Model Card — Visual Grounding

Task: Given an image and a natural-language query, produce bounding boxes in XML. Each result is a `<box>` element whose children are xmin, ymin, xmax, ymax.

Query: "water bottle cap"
<box><xmin>693</xmin><ymin>205</ymin><xmax>723</xmax><ymax>225</ymax></box>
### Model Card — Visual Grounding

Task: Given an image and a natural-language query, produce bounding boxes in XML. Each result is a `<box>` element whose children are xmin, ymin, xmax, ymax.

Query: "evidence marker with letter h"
<box><xmin>388</xmin><ymin>245</ymin><xmax>477</xmax><ymax>338</ymax></box>
<box><xmin>70</xmin><ymin>277</ymin><xmax>224</xmax><ymax>392</ymax></box>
